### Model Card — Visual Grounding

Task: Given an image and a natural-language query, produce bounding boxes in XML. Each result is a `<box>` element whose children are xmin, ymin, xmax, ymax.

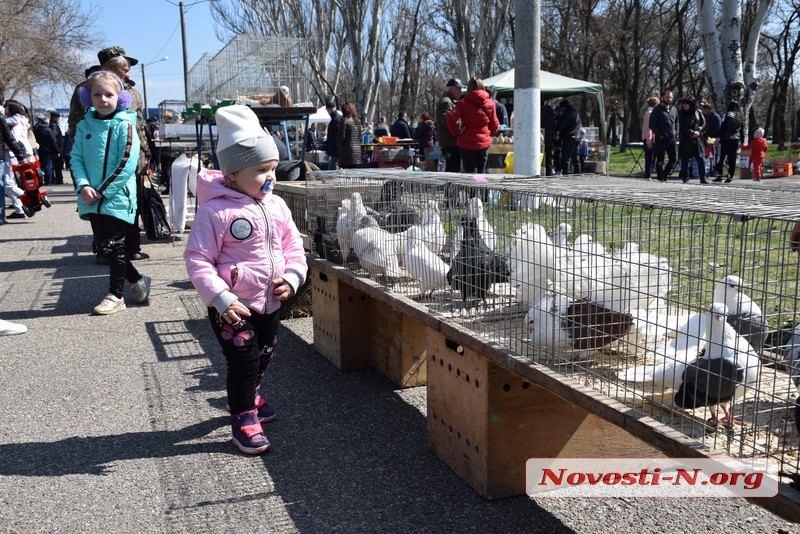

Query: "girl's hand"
<box><xmin>272</xmin><ymin>277</ymin><xmax>295</xmax><ymax>301</ymax></box>
<box><xmin>223</xmin><ymin>300</ymin><xmax>251</xmax><ymax>325</ymax></box>
<box><xmin>80</xmin><ymin>186</ymin><xmax>101</xmax><ymax>205</ymax></box>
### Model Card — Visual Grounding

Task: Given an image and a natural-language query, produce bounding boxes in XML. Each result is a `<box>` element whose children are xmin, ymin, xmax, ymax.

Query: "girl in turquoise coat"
<box><xmin>71</xmin><ymin>71</ymin><xmax>151</xmax><ymax>315</ymax></box>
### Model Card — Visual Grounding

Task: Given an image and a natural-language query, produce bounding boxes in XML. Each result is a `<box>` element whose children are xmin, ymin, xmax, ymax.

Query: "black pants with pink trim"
<box><xmin>208</xmin><ymin>307</ymin><xmax>279</xmax><ymax>415</ymax></box>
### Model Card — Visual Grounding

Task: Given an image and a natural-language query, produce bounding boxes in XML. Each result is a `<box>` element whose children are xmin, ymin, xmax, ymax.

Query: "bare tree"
<box><xmin>0</xmin><ymin>0</ymin><xmax>98</xmax><ymax>106</ymax></box>
<box><xmin>697</xmin><ymin>0</ymin><xmax>775</xmax><ymax>125</ymax></box>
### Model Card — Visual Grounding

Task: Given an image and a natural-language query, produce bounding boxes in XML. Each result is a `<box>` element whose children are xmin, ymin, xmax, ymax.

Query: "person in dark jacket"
<box><xmin>337</xmin><ymin>101</ymin><xmax>363</xmax><ymax>169</ymax></box>
<box><xmin>493</xmin><ymin>96</ymin><xmax>509</xmax><ymax>127</ymax></box>
<box><xmin>390</xmin><ymin>112</ymin><xmax>412</xmax><ymax>139</ymax></box>
<box><xmin>700</xmin><ymin>101</ymin><xmax>721</xmax><ymax>172</ymax></box>
<box><xmin>324</xmin><ymin>99</ymin><xmax>341</xmax><ymax>170</ymax></box>
<box><xmin>436</xmin><ymin>78</ymin><xmax>463</xmax><ymax>173</ymax></box>
<box><xmin>542</xmin><ymin>103</ymin><xmax>557</xmax><ymax>175</ymax></box>
<box><xmin>649</xmin><ymin>89</ymin><xmax>679</xmax><ymax>182</ymax></box>
<box><xmin>677</xmin><ymin>96</ymin><xmax>707</xmax><ymax>184</ymax></box>
<box><xmin>415</xmin><ymin>112</ymin><xmax>437</xmax><ymax>170</ymax></box>
<box><xmin>556</xmin><ymin>100</ymin><xmax>581</xmax><ymax>175</ymax></box>
<box><xmin>446</xmin><ymin>77</ymin><xmax>499</xmax><ymax>174</ymax></box>
<box><xmin>33</xmin><ymin>115</ymin><xmax>58</xmax><ymax>185</ymax></box>
<box><xmin>713</xmin><ymin>101</ymin><xmax>745</xmax><ymax>183</ymax></box>
<box><xmin>50</xmin><ymin>112</ymin><xmax>65</xmax><ymax>184</ymax></box>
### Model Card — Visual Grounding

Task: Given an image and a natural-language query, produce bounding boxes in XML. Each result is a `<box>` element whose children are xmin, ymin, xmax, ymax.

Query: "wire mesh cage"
<box><xmin>306</xmin><ymin>170</ymin><xmax>800</xmax><ymax>485</ymax></box>
<box><xmin>187</xmin><ymin>35</ymin><xmax>310</xmax><ymax>105</ymax></box>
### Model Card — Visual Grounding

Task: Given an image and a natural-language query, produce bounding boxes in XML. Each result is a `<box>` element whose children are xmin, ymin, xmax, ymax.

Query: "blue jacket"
<box><xmin>71</xmin><ymin>108</ymin><xmax>140</xmax><ymax>224</ymax></box>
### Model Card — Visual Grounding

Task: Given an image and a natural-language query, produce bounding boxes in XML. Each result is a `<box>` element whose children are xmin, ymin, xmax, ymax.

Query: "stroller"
<box><xmin>12</xmin><ymin>159</ymin><xmax>51</xmax><ymax>212</ymax></box>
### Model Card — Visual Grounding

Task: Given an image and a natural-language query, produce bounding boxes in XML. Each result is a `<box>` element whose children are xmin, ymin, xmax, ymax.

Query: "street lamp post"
<box><xmin>141</xmin><ymin>56</ymin><xmax>168</xmax><ymax>119</ymax></box>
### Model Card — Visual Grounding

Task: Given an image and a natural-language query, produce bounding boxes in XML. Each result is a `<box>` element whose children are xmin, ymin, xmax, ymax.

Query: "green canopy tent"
<box><xmin>483</xmin><ymin>68</ymin><xmax>606</xmax><ymax>143</ymax></box>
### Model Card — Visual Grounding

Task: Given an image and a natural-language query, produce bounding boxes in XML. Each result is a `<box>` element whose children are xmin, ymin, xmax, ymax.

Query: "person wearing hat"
<box><xmin>184</xmin><ymin>105</ymin><xmax>308</xmax><ymax>455</ymax></box>
<box><xmin>324</xmin><ymin>99</ymin><xmax>342</xmax><ymax>170</ymax></box>
<box><xmin>436</xmin><ymin>78</ymin><xmax>464</xmax><ymax>173</ymax></box>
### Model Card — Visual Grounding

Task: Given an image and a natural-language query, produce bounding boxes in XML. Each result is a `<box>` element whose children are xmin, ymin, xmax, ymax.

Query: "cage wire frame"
<box><xmin>187</xmin><ymin>35</ymin><xmax>310</xmax><ymax>105</ymax></box>
<box><xmin>303</xmin><ymin>170</ymin><xmax>800</xmax><ymax>482</ymax></box>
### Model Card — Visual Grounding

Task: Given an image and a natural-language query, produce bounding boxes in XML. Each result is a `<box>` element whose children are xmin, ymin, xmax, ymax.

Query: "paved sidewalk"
<box><xmin>0</xmin><ymin>182</ymin><xmax>797</xmax><ymax>533</ymax></box>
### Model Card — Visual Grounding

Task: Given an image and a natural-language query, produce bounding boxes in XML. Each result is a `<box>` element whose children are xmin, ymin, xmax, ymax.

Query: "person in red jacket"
<box><xmin>446</xmin><ymin>77</ymin><xmax>499</xmax><ymax>174</ymax></box>
<box><xmin>749</xmin><ymin>128</ymin><xmax>768</xmax><ymax>182</ymax></box>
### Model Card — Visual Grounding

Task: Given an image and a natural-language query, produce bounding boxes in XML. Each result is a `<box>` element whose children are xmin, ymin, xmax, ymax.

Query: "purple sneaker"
<box><xmin>254</xmin><ymin>393</ymin><xmax>277</xmax><ymax>423</ymax></box>
<box><xmin>225</xmin><ymin>394</ymin><xmax>277</xmax><ymax>423</ymax></box>
<box><xmin>230</xmin><ymin>409</ymin><xmax>270</xmax><ymax>455</ymax></box>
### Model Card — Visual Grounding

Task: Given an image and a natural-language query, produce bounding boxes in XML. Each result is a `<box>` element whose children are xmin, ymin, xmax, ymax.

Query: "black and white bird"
<box><xmin>447</xmin><ymin>215</ymin><xmax>510</xmax><ymax>310</ymax></box>
<box><xmin>313</xmin><ymin>215</ymin><xmax>343</xmax><ymax>264</ymax></box>
<box><xmin>525</xmin><ymin>292</ymin><xmax>635</xmax><ymax>361</ymax></box>
<box><xmin>673</xmin><ymin>303</ymin><xmax>762</xmax><ymax>426</ymax></box>
<box><xmin>351</xmin><ymin>215</ymin><xmax>404</xmax><ymax>283</ymax></box>
<box><xmin>453</xmin><ymin>196</ymin><xmax>495</xmax><ymax>258</ymax></box>
<box><xmin>405</xmin><ymin>225</ymin><xmax>450</xmax><ymax>296</ymax></box>
<box><xmin>712</xmin><ymin>275</ymin><xmax>771</xmax><ymax>353</ymax></box>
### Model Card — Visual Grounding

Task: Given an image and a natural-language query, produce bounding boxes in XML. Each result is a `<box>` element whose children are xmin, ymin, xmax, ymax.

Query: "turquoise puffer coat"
<box><xmin>71</xmin><ymin>108</ymin><xmax>140</xmax><ymax>224</ymax></box>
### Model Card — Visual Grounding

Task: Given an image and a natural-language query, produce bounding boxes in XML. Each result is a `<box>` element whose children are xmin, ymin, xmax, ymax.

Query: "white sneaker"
<box><xmin>132</xmin><ymin>275</ymin><xmax>151</xmax><ymax>304</ymax></box>
<box><xmin>93</xmin><ymin>294</ymin><xmax>126</xmax><ymax>315</ymax></box>
<box><xmin>0</xmin><ymin>319</ymin><xmax>27</xmax><ymax>335</ymax></box>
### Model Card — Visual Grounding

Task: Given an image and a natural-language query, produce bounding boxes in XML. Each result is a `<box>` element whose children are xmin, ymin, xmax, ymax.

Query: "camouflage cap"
<box><xmin>97</xmin><ymin>46</ymin><xmax>138</xmax><ymax>66</ymax></box>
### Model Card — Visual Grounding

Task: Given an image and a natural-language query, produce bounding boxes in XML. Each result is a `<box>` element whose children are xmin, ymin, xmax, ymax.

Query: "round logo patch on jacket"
<box><xmin>230</xmin><ymin>218</ymin><xmax>253</xmax><ymax>240</ymax></box>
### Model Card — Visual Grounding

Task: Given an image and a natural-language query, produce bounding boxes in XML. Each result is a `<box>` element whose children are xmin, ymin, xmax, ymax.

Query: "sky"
<box><xmin>56</xmin><ymin>0</ymin><xmax>227</xmax><ymax>110</ymax></box>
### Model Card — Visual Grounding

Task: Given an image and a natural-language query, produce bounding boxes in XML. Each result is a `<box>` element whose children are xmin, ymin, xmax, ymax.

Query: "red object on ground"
<box><xmin>12</xmin><ymin>159</ymin><xmax>51</xmax><ymax>210</ymax></box>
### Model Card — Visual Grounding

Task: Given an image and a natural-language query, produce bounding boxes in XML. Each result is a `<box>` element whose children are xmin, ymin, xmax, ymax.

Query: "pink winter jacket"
<box><xmin>184</xmin><ymin>169</ymin><xmax>308</xmax><ymax>315</ymax></box>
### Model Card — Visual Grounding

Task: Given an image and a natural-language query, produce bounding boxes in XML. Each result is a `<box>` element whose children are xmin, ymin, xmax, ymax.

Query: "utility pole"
<box><xmin>513</xmin><ymin>1</ymin><xmax>541</xmax><ymax>177</ymax></box>
<box><xmin>180</xmin><ymin>1</ymin><xmax>190</xmax><ymax>106</ymax></box>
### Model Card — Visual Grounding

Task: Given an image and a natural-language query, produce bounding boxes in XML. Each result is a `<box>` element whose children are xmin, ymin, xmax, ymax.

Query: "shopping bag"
<box><xmin>142</xmin><ymin>185</ymin><xmax>171</xmax><ymax>241</ymax></box>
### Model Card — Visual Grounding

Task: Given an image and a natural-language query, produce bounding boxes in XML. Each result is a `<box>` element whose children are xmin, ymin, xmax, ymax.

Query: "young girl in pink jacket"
<box><xmin>184</xmin><ymin>105</ymin><xmax>308</xmax><ymax>455</ymax></box>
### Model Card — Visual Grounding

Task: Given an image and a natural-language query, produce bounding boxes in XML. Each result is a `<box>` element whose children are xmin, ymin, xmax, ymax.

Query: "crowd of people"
<box><xmin>642</xmin><ymin>89</ymin><xmax>761</xmax><ymax>183</ymax></box>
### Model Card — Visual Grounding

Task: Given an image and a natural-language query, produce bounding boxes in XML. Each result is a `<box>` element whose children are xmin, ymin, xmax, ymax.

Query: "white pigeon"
<box><xmin>351</xmin><ymin>215</ymin><xmax>404</xmax><ymax>282</ymax></box>
<box><xmin>508</xmin><ymin>223</ymin><xmax>560</xmax><ymax>308</ymax></box>
<box><xmin>673</xmin><ymin>302</ymin><xmax>762</xmax><ymax>425</ymax></box>
<box><xmin>416</xmin><ymin>199</ymin><xmax>446</xmax><ymax>254</ymax></box>
<box><xmin>335</xmin><ymin>199</ymin><xmax>352</xmax><ymax>258</ymax></box>
<box><xmin>336</xmin><ymin>192</ymin><xmax>369</xmax><ymax>262</ymax></box>
<box><xmin>404</xmin><ymin>225</ymin><xmax>450</xmax><ymax>295</ymax></box>
<box><xmin>453</xmin><ymin>196</ymin><xmax>495</xmax><ymax>257</ymax></box>
<box><xmin>712</xmin><ymin>275</ymin><xmax>770</xmax><ymax>353</ymax></box>
<box><xmin>552</xmin><ymin>223</ymin><xmax>572</xmax><ymax>248</ymax></box>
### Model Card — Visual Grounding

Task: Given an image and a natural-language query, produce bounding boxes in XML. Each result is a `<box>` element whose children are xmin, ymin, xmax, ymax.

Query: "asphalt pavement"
<box><xmin>0</xmin><ymin>178</ymin><xmax>798</xmax><ymax>533</ymax></box>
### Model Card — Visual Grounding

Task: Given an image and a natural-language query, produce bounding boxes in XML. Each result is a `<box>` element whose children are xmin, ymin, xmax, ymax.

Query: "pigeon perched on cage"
<box><xmin>453</xmin><ymin>197</ymin><xmax>496</xmax><ymax>258</ymax></box>
<box><xmin>313</xmin><ymin>215</ymin><xmax>343</xmax><ymax>264</ymax></box>
<box><xmin>405</xmin><ymin>225</ymin><xmax>450</xmax><ymax>296</ymax></box>
<box><xmin>712</xmin><ymin>275</ymin><xmax>771</xmax><ymax>353</ymax></box>
<box><xmin>673</xmin><ymin>303</ymin><xmax>761</xmax><ymax>426</ymax></box>
<box><xmin>352</xmin><ymin>215</ymin><xmax>405</xmax><ymax>283</ymax></box>
<box><xmin>524</xmin><ymin>292</ymin><xmax>635</xmax><ymax>360</ymax></box>
<box><xmin>447</xmin><ymin>215</ymin><xmax>510</xmax><ymax>310</ymax></box>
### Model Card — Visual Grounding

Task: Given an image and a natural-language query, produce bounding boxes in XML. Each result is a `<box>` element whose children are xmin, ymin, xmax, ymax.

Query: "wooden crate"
<box><xmin>311</xmin><ymin>268</ymin><xmax>373</xmax><ymax>370</ymax></box>
<box><xmin>370</xmin><ymin>302</ymin><xmax>427</xmax><ymax>387</ymax></box>
<box><xmin>426</xmin><ymin>328</ymin><xmax>663</xmax><ymax>499</ymax></box>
